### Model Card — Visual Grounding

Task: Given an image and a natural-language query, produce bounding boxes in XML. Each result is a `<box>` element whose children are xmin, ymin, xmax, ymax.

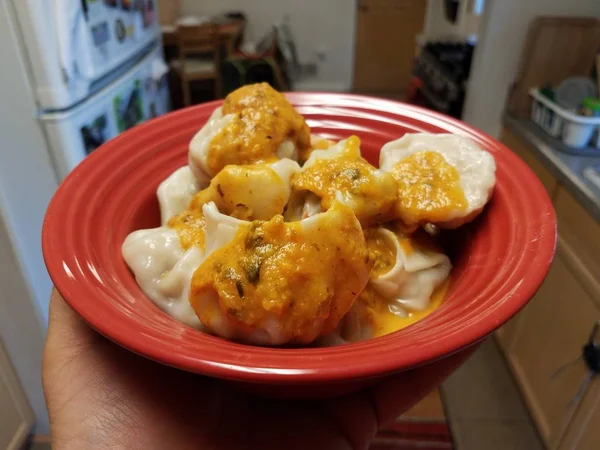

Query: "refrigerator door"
<box><xmin>9</xmin><ymin>0</ymin><xmax>161</xmax><ymax>111</ymax></box>
<box><xmin>40</xmin><ymin>45</ymin><xmax>171</xmax><ymax>180</ymax></box>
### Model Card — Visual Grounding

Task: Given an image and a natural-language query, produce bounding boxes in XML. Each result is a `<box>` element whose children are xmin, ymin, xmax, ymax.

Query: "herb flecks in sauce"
<box><xmin>291</xmin><ymin>136</ymin><xmax>398</xmax><ymax>224</ymax></box>
<box><xmin>190</xmin><ymin>202</ymin><xmax>371</xmax><ymax>342</ymax></box>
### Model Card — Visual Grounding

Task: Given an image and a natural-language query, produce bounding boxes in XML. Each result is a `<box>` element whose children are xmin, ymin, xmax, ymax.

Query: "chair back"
<box><xmin>177</xmin><ymin>23</ymin><xmax>220</xmax><ymax>59</ymax></box>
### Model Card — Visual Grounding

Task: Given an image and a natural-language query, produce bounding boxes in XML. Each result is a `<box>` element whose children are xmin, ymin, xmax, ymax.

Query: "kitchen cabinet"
<box><xmin>497</xmin><ymin>127</ymin><xmax>600</xmax><ymax>449</ymax></box>
<box><xmin>554</xmin><ymin>188</ymin><xmax>600</xmax><ymax>293</ymax></box>
<box><xmin>557</xmin><ymin>380</ymin><xmax>600</xmax><ymax>450</ymax></box>
<box><xmin>570</xmin><ymin>398</ymin><xmax>600</xmax><ymax>450</ymax></box>
<box><xmin>505</xmin><ymin>237</ymin><xmax>598</xmax><ymax>446</ymax></box>
<box><xmin>353</xmin><ymin>0</ymin><xmax>427</xmax><ymax>94</ymax></box>
<box><xmin>0</xmin><ymin>340</ymin><xmax>34</xmax><ymax>449</ymax></box>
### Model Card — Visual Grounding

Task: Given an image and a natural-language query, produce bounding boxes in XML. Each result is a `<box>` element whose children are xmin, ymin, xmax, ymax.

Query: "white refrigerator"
<box><xmin>0</xmin><ymin>0</ymin><xmax>171</xmax><ymax>435</ymax></box>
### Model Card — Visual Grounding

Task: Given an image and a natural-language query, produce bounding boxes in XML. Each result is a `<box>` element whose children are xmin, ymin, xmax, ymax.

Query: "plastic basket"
<box><xmin>529</xmin><ymin>88</ymin><xmax>600</xmax><ymax>149</ymax></box>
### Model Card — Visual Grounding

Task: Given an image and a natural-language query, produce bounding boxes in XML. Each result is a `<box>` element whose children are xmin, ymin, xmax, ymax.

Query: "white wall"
<box><xmin>462</xmin><ymin>0</ymin><xmax>600</xmax><ymax>137</ymax></box>
<box><xmin>423</xmin><ymin>0</ymin><xmax>482</xmax><ymax>41</ymax></box>
<box><xmin>182</xmin><ymin>0</ymin><xmax>357</xmax><ymax>91</ymax></box>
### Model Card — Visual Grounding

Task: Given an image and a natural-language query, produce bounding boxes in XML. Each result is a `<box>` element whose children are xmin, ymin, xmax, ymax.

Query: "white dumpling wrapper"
<box><xmin>157</xmin><ymin>166</ymin><xmax>203</xmax><ymax>225</ymax></box>
<box><xmin>122</xmin><ymin>202</ymin><xmax>250</xmax><ymax>329</ymax></box>
<box><xmin>188</xmin><ymin>107</ymin><xmax>234</xmax><ymax>185</ymax></box>
<box><xmin>301</xmin><ymin>137</ymin><xmax>350</xmax><ymax>169</ymax></box>
<box><xmin>201</xmin><ymin>202</ymin><xmax>245</xmax><ymax>255</ymax></box>
<box><xmin>379</xmin><ymin>133</ymin><xmax>496</xmax><ymax>223</ymax></box>
<box><xmin>188</xmin><ymin>106</ymin><xmax>299</xmax><ymax>184</ymax></box>
<box><xmin>122</xmin><ymin>227</ymin><xmax>204</xmax><ymax>328</ymax></box>
<box><xmin>370</xmin><ymin>228</ymin><xmax>451</xmax><ymax>313</ymax></box>
<box><xmin>218</xmin><ymin>158</ymin><xmax>299</xmax><ymax>220</ymax></box>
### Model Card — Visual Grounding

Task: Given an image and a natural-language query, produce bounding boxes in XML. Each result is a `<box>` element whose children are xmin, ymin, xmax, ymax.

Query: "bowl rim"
<box><xmin>42</xmin><ymin>93</ymin><xmax>557</xmax><ymax>383</ymax></box>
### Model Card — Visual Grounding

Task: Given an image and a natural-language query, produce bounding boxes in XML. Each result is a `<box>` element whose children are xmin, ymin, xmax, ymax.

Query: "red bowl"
<box><xmin>42</xmin><ymin>94</ymin><xmax>556</xmax><ymax>400</ymax></box>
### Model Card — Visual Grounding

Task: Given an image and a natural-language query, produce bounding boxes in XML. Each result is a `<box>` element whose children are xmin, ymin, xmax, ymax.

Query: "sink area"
<box><xmin>503</xmin><ymin>115</ymin><xmax>600</xmax><ymax>223</ymax></box>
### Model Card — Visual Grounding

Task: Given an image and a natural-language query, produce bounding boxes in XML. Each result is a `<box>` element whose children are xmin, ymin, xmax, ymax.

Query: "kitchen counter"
<box><xmin>503</xmin><ymin>114</ymin><xmax>600</xmax><ymax>223</ymax></box>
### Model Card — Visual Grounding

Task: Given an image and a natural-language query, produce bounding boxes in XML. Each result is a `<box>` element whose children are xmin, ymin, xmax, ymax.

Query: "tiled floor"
<box><xmin>441</xmin><ymin>338</ymin><xmax>544</xmax><ymax>450</ymax></box>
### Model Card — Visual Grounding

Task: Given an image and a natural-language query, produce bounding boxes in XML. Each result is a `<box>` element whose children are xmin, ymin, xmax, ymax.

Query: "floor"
<box><xmin>441</xmin><ymin>337</ymin><xmax>544</xmax><ymax>450</ymax></box>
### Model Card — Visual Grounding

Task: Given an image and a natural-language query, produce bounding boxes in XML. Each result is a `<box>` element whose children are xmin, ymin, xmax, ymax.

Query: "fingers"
<box><xmin>44</xmin><ymin>289</ymin><xmax>100</xmax><ymax>364</ymax></box>
<box><xmin>369</xmin><ymin>344</ymin><xmax>478</xmax><ymax>427</ymax></box>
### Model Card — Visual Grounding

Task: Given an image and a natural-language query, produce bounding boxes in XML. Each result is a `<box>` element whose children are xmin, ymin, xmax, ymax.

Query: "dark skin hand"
<box><xmin>43</xmin><ymin>290</ymin><xmax>471</xmax><ymax>450</ymax></box>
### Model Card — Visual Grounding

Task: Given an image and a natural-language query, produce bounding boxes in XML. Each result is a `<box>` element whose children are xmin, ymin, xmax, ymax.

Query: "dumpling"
<box><xmin>366</xmin><ymin>227</ymin><xmax>451</xmax><ymax>310</ymax></box>
<box><xmin>122</xmin><ymin>226</ymin><xmax>204</xmax><ymax>328</ymax></box>
<box><xmin>157</xmin><ymin>166</ymin><xmax>203</xmax><ymax>225</ymax></box>
<box><xmin>300</xmin><ymin>134</ymin><xmax>336</xmax><ymax>162</ymax></box>
<box><xmin>165</xmin><ymin>159</ymin><xmax>300</xmax><ymax>252</ymax></box>
<box><xmin>121</xmin><ymin>202</ymin><xmax>248</xmax><ymax>329</ymax></box>
<box><xmin>338</xmin><ymin>225</ymin><xmax>451</xmax><ymax>342</ymax></box>
<box><xmin>380</xmin><ymin>133</ymin><xmax>496</xmax><ymax>228</ymax></box>
<box><xmin>189</xmin><ymin>159</ymin><xmax>300</xmax><ymax>221</ymax></box>
<box><xmin>285</xmin><ymin>136</ymin><xmax>398</xmax><ymax>225</ymax></box>
<box><xmin>189</xmin><ymin>83</ymin><xmax>311</xmax><ymax>183</ymax></box>
<box><xmin>188</xmin><ymin>107</ymin><xmax>234</xmax><ymax>186</ymax></box>
<box><xmin>189</xmin><ymin>201</ymin><xmax>372</xmax><ymax>345</ymax></box>
<box><xmin>310</xmin><ymin>134</ymin><xmax>336</xmax><ymax>151</ymax></box>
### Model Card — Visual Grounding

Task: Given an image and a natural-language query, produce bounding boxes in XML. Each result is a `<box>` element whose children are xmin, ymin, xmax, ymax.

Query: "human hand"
<box><xmin>43</xmin><ymin>290</ymin><xmax>469</xmax><ymax>450</ymax></box>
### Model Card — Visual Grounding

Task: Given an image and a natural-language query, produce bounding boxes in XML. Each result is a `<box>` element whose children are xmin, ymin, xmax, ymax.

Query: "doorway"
<box><xmin>353</xmin><ymin>0</ymin><xmax>427</xmax><ymax>98</ymax></box>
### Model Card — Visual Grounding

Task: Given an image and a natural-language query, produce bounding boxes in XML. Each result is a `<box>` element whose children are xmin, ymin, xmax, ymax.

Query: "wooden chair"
<box><xmin>171</xmin><ymin>23</ymin><xmax>221</xmax><ymax>106</ymax></box>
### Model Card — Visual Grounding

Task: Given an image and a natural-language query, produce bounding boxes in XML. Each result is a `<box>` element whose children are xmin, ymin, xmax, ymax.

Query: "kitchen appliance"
<box><xmin>42</xmin><ymin>44</ymin><xmax>170</xmax><ymax>179</ymax></box>
<box><xmin>0</xmin><ymin>0</ymin><xmax>170</xmax><ymax>432</ymax></box>
<box><xmin>9</xmin><ymin>0</ymin><xmax>171</xmax><ymax>179</ymax></box>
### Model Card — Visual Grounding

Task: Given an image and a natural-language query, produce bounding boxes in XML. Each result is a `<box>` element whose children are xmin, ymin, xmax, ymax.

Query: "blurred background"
<box><xmin>1</xmin><ymin>1</ymin><xmax>600</xmax><ymax>449</ymax></box>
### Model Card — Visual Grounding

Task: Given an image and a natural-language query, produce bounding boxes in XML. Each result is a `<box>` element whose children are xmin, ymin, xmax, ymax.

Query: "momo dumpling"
<box><xmin>189</xmin><ymin>83</ymin><xmax>311</xmax><ymax>183</ymax></box>
<box><xmin>189</xmin><ymin>159</ymin><xmax>300</xmax><ymax>221</ymax></box>
<box><xmin>165</xmin><ymin>159</ymin><xmax>300</xmax><ymax>251</ymax></box>
<box><xmin>189</xmin><ymin>201</ymin><xmax>372</xmax><ymax>345</ymax></box>
<box><xmin>380</xmin><ymin>133</ymin><xmax>496</xmax><ymax>228</ymax></box>
<box><xmin>301</xmin><ymin>134</ymin><xmax>337</xmax><ymax>162</ymax></box>
<box><xmin>122</xmin><ymin>226</ymin><xmax>204</xmax><ymax>328</ymax></box>
<box><xmin>337</xmin><ymin>226</ymin><xmax>451</xmax><ymax>342</ymax></box>
<box><xmin>366</xmin><ymin>227</ymin><xmax>451</xmax><ymax>310</ymax></box>
<box><xmin>286</xmin><ymin>136</ymin><xmax>397</xmax><ymax>224</ymax></box>
<box><xmin>157</xmin><ymin>166</ymin><xmax>203</xmax><ymax>225</ymax></box>
<box><xmin>121</xmin><ymin>203</ymin><xmax>247</xmax><ymax>329</ymax></box>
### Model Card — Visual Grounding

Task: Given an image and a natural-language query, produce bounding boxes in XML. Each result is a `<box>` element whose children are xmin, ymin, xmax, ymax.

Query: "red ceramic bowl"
<box><xmin>42</xmin><ymin>94</ymin><xmax>556</xmax><ymax>401</ymax></box>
